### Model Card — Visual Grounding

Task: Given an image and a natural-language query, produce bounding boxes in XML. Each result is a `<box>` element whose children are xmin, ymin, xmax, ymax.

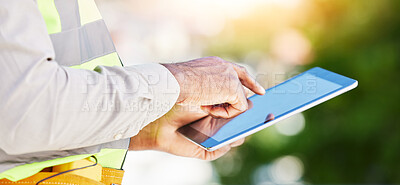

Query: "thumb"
<box><xmin>201</xmin><ymin>145</ymin><xmax>231</xmax><ymax>161</ymax></box>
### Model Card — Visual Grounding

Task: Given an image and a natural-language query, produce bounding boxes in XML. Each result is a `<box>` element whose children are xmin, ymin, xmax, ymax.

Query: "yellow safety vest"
<box><xmin>0</xmin><ymin>0</ymin><xmax>127</xmax><ymax>181</ymax></box>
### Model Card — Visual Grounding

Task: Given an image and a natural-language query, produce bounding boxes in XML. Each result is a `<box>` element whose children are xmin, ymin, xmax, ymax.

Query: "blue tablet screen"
<box><xmin>181</xmin><ymin>68</ymin><xmax>356</xmax><ymax>148</ymax></box>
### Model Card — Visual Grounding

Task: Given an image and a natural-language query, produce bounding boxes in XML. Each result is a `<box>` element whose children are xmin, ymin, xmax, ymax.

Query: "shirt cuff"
<box><xmin>124</xmin><ymin>63</ymin><xmax>180</xmax><ymax>130</ymax></box>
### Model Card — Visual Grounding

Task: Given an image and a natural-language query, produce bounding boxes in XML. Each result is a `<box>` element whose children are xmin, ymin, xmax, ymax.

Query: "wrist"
<box><xmin>129</xmin><ymin>124</ymin><xmax>159</xmax><ymax>151</ymax></box>
<box><xmin>161</xmin><ymin>63</ymin><xmax>187</xmax><ymax>104</ymax></box>
<box><xmin>129</xmin><ymin>136</ymin><xmax>152</xmax><ymax>151</ymax></box>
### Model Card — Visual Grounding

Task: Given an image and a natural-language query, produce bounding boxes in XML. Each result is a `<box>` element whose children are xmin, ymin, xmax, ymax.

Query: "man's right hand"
<box><xmin>162</xmin><ymin>56</ymin><xmax>265</xmax><ymax>118</ymax></box>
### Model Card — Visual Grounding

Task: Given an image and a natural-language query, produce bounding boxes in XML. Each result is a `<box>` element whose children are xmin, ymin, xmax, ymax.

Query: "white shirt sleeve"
<box><xmin>0</xmin><ymin>0</ymin><xmax>180</xmax><ymax>155</ymax></box>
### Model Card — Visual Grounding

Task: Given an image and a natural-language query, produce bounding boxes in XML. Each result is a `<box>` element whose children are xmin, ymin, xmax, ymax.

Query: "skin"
<box><xmin>130</xmin><ymin>56</ymin><xmax>266</xmax><ymax>160</ymax></box>
<box><xmin>162</xmin><ymin>56</ymin><xmax>265</xmax><ymax>118</ymax></box>
<box><xmin>129</xmin><ymin>105</ymin><xmax>246</xmax><ymax>161</ymax></box>
<box><xmin>130</xmin><ymin>102</ymin><xmax>274</xmax><ymax>161</ymax></box>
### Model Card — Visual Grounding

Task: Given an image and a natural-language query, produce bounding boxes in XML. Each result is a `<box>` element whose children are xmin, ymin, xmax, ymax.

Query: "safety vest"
<box><xmin>0</xmin><ymin>0</ymin><xmax>127</xmax><ymax>181</ymax></box>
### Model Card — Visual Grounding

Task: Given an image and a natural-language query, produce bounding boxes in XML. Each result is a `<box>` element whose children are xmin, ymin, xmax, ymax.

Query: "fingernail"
<box><xmin>258</xmin><ymin>85</ymin><xmax>265</xmax><ymax>93</ymax></box>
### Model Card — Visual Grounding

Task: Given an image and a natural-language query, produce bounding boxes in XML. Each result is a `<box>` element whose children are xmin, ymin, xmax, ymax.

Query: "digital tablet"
<box><xmin>178</xmin><ymin>67</ymin><xmax>358</xmax><ymax>151</ymax></box>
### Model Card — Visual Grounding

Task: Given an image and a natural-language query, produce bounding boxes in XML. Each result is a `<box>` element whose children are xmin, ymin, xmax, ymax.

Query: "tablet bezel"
<box><xmin>178</xmin><ymin>67</ymin><xmax>358</xmax><ymax>151</ymax></box>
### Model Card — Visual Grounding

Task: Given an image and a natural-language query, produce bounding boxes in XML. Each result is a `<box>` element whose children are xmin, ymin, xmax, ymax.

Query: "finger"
<box><xmin>202</xmin><ymin>145</ymin><xmax>231</xmax><ymax>161</ymax></box>
<box><xmin>265</xmin><ymin>113</ymin><xmax>275</xmax><ymax>123</ymax></box>
<box><xmin>264</xmin><ymin>113</ymin><xmax>275</xmax><ymax>123</ymax></box>
<box><xmin>201</xmin><ymin>104</ymin><xmax>228</xmax><ymax>118</ymax></box>
<box><xmin>201</xmin><ymin>103</ymin><xmax>242</xmax><ymax>119</ymax></box>
<box><xmin>248</xmin><ymin>99</ymin><xmax>254</xmax><ymax>109</ymax></box>
<box><xmin>204</xmin><ymin>86</ymin><xmax>248</xmax><ymax>118</ymax></box>
<box><xmin>243</xmin><ymin>86</ymin><xmax>254</xmax><ymax>98</ymax></box>
<box><xmin>168</xmin><ymin>105</ymin><xmax>208</xmax><ymax>127</ymax></box>
<box><xmin>230</xmin><ymin>138</ymin><xmax>245</xmax><ymax>147</ymax></box>
<box><xmin>231</xmin><ymin>64</ymin><xmax>265</xmax><ymax>95</ymax></box>
<box><xmin>177</xmin><ymin>133</ymin><xmax>231</xmax><ymax>161</ymax></box>
<box><xmin>224</xmin><ymin>85</ymin><xmax>249</xmax><ymax>117</ymax></box>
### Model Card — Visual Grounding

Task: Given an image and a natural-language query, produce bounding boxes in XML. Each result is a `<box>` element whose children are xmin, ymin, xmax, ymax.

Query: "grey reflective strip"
<box><xmin>54</xmin><ymin>0</ymin><xmax>81</xmax><ymax>31</ymax></box>
<box><xmin>49</xmin><ymin>20</ymin><xmax>116</xmax><ymax>66</ymax></box>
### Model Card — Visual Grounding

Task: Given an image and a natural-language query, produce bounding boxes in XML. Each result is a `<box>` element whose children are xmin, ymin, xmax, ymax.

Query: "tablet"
<box><xmin>178</xmin><ymin>67</ymin><xmax>358</xmax><ymax>151</ymax></box>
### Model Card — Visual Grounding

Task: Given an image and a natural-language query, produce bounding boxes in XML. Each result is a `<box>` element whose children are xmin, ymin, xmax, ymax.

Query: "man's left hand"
<box><xmin>129</xmin><ymin>105</ymin><xmax>244</xmax><ymax>161</ymax></box>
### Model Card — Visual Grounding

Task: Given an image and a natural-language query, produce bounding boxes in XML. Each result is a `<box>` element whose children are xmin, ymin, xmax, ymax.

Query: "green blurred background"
<box><xmin>98</xmin><ymin>0</ymin><xmax>400</xmax><ymax>184</ymax></box>
<box><xmin>209</xmin><ymin>0</ymin><xmax>400</xmax><ymax>184</ymax></box>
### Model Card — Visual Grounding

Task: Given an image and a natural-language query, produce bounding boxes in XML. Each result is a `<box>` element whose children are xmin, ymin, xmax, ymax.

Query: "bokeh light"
<box><xmin>275</xmin><ymin>113</ymin><xmax>305</xmax><ymax>136</ymax></box>
<box><xmin>96</xmin><ymin>0</ymin><xmax>400</xmax><ymax>184</ymax></box>
<box><xmin>122</xmin><ymin>151</ymin><xmax>215</xmax><ymax>185</ymax></box>
<box><xmin>253</xmin><ymin>155</ymin><xmax>304</xmax><ymax>185</ymax></box>
<box><xmin>269</xmin><ymin>156</ymin><xmax>304</xmax><ymax>184</ymax></box>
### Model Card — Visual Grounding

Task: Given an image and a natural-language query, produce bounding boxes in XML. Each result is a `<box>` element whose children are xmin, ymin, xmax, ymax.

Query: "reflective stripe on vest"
<box><xmin>37</xmin><ymin>0</ymin><xmax>61</xmax><ymax>34</ymax></box>
<box><xmin>38</xmin><ymin>0</ymin><xmax>122</xmax><ymax>70</ymax></box>
<box><xmin>0</xmin><ymin>149</ymin><xmax>127</xmax><ymax>182</ymax></box>
<box><xmin>0</xmin><ymin>0</ymin><xmax>126</xmax><ymax>182</ymax></box>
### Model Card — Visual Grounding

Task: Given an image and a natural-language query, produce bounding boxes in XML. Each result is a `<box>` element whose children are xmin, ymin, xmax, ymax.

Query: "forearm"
<box><xmin>0</xmin><ymin>58</ymin><xmax>179</xmax><ymax>154</ymax></box>
<box><xmin>129</xmin><ymin>124</ymin><xmax>159</xmax><ymax>151</ymax></box>
<box><xmin>0</xmin><ymin>0</ymin><xmax>181</xmax><ymax>155</ymax></box>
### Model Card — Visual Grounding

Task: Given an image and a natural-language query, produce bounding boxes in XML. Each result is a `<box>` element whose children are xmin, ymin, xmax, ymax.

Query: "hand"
<box><xmin>179</xmin><ymin>100</ymin><xmax>276</xmax><ymax>144</ymax></box>
<box><xmin>162</xmin><ymin>56</ymin><xmax>265</xmax><ymax>118</ymax></box>
<box><xmin>129</xmin><ymin>105</ymin><xmax>245</xmax><ymax>161</ymax></box>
